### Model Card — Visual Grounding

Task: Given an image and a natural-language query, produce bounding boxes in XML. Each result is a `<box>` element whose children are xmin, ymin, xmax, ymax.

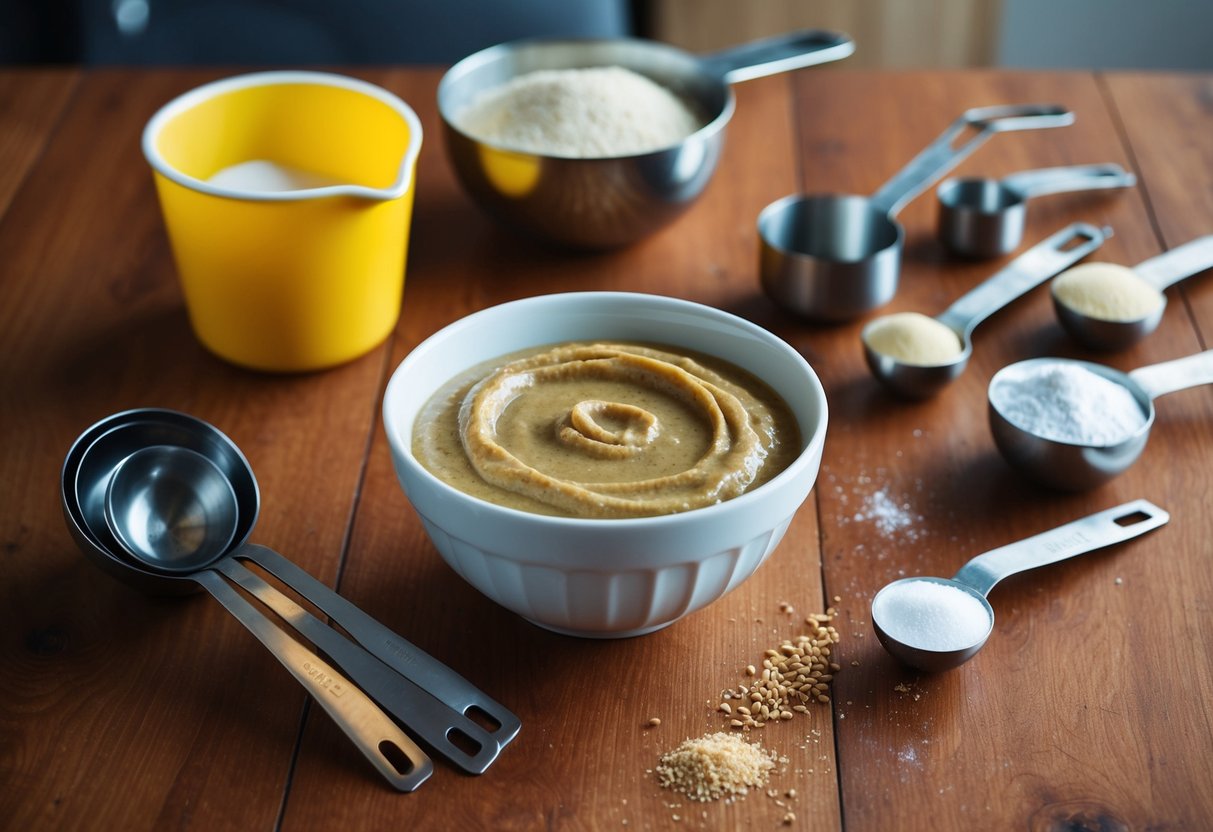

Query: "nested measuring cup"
<box><xmin>759</xmin><ymin>104</ymin><xmax>1073</xmax><ymax>321</ymax></box>
<box><xmin>937</xmin><ymin>163</ymin><xmax>1136</xmax><ymax>258</ymax></box>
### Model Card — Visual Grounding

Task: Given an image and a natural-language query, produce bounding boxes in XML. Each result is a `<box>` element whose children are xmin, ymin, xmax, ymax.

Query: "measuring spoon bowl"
<box><xmin>1052</xmin><ymin>234</ymin><xmax>1213</xmax><ymax>350</ymax></box>
<box><xmin>938</xmin><ymin>163</ymin><xmax>1135</xmax><ymax>258</ymax></box>
<box><xmin>988</xmin><ymin>350</ymin><xmax>1213</xmax><ymax>489</ymax></box>
<box><xmin>759</xmin><ymin>104</ymin><xmax>1073</xmax><ymax>321</ymax></box>
<box><xmin>872</xmin><ymin>499</ymin><xmax>1168</xmax><ymax>672</ymax></box>
<box><xmin>862</xmin><ymin>222</ymin><xmax>1107</xmax><ymax>398</ymax></box>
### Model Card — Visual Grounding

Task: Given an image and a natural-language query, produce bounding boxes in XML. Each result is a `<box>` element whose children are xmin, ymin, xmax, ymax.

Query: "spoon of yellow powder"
<box><xmin>862</xmin><ymin>222</ymin><xmax>1107</xmax><ymax>398</ymax></box>
<box><xmin>1052</xmin><ymin>234</ymin><xmax>1213</xmax><ymax>350</ymax></box>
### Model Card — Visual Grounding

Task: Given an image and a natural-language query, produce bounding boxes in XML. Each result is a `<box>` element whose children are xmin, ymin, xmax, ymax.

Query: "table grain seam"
<box><xmin>0</xmin><ymin>68</ymin><xmax>84</xmax><ymax>226</ymax></box>
<box><xmin>1095</xmin><ymin>71</ymin><xmax>1208</xmax><ymax>351</ymax></box>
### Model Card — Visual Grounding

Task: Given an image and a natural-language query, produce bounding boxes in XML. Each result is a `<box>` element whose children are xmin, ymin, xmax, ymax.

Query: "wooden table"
<box><xmin>2</xmin><ymin>66</ymin><xmax>1211</xmax><ymax>831</ymax></box>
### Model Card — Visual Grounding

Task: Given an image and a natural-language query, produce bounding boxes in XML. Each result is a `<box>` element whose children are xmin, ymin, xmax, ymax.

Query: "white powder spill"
<box><xmin>990</xmin><ymin>361</ymin><xmax>1146</xmax><ymax>446</ymax></box>
<box><xmin>850</xmin><ymin>487</ymin><xmax>925</xmax><ymax>540</ymax></box>
<box><xmin>872</xmin><ymin>580</ymin><xmax>991</xmax><ymax>652</ymax></box>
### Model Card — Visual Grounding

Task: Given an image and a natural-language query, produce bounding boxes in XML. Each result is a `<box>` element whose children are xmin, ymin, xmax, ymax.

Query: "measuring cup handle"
<box><xmin>951</xmin><ymin>499</ymin><xmax>1169</xmax><ymax>597</ymax></box>
<box><xmin>871</xmin><ymin>104</ymin><xmax>1073</xmax><ymax>217</ymax></box>
<box><xmin>1132</xmin><ymin>234</ymin><xmax>1213</xmax><ymax>291</ymax></box>
<box><xmin>1128</xmin><ymin>348</ymin><xmax>1213</xmax><ymax>399</ymax></box>
<box><xmin>1002</xmin><ymin>163</ymin><xmax>1137</xmax><ymax>199</ymax></box>
<box><xmin>700</xmin><ymin>30</ymin><xmax>854</xmax><ymax>84</ymax></box>
<box><xmin>214</xmin><ymin>557</ymin><xmax>506</xmax><ymax>775</ymax></box>
<box><xmin>237</xmin><ymin>544</ymin><xmax>521</xmax><ymax>749</ymax></box>
<box><xmin>936</xmin><ymin>222</ymin><xmax>1108</xmax><ymax>336</ymax></box>
<box><xmin>193</xmin><ymin>570</ymin><xmax>432</xmax><ymax>792</ymax></box>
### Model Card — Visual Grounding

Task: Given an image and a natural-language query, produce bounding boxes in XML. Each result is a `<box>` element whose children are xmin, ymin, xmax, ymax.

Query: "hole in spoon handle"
<box><xmin>951</xmin><ymin>499</ymin><xmax>1169</xmax><ymax>596</ymax></box>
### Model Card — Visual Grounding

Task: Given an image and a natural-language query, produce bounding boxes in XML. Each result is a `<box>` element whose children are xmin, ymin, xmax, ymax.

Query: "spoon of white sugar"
<box><xmin>871</xmin><ymin>499</ymin><xmax>1168</xmax><ymax>672</ymax></box>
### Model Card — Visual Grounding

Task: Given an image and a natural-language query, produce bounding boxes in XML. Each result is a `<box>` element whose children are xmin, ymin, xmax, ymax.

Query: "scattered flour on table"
<box><xmin>850</xmin><ymin>487</ymin><xmax>924</xmax><ymax>540</ymax></box>
<box><xmin>454</xmin><ymin>66</ymin><xmax>702</xmax><ymax>157</ymax></box>
<box><xmin>990</xmin><ymin>361</ymin><xmax>1146</xmax><ymax>445</ymax></box>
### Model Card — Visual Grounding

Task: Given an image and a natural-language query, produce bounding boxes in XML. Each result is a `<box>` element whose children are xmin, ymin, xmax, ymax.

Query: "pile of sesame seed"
<box><xmin>721</xmin><ymin>611</ymin><xmax>841</xmax><ymax>729</ymax></box>
<box><xmin>655</xmin><ymin>732</ymin><xmax>778</xmax><ymax>803</ymax></box>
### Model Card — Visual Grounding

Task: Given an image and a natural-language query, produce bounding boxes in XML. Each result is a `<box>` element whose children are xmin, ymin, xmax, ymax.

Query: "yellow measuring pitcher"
<box><xmin>143</xmin><ymin>71</ymin><xmax>423</xmax><ymax>372</ymax></box>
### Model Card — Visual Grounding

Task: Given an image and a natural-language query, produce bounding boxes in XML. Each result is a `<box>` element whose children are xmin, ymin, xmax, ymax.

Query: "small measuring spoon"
<box><xmin>862</xmin><ymin>222</ymin><xmax>1107</xmax><ymax>398</ymax></box>
<box><xmin>102</xmin><ymin>445</ymin><xmax>432</xmax><ymax>791</ymax></box>
<box><xmin>871</xmin><ymin>499</ymin><xmax>1168</xmax><ymax>672</ymax></box>
<box><xmin>988</xmin><ymin>349</ymin><xmax>1213</xmax><ymax>490</ymax></box>
<box><xmin>937</xmin><ymin>163</ymin><xmax>1135</xmax><ymax>258</ymax></box>
<box><xmin>103</xmin><ymin>444</ymin><xmax>515</xmax><ymax>775</ymax></box>
<box><xmin>1053</xmin><ymin>234</ymin><xmax>1213</xmax><ymax>350</ymax></box>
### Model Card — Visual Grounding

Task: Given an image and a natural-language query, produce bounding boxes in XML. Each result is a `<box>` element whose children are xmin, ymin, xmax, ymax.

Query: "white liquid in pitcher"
<box><xmin>207</xmin><ymin>160</ymin><xmax>341</xmax><ymax>192</ymax></box>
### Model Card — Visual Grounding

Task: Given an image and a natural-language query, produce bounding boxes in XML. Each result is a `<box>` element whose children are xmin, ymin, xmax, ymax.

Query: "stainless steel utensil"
<box><xmin>61</xmin><ymin>409</ymin><xmax>521</xmax><ymax>777</ymax></box>
<box><xmin>758</xmin><ymin>104</ymin><xmax>1074</xmax><ymax>321</ymax></box>
<box><xmin>100</xmin><ymin>445</ymin><xmax>431</xmax><ymax>791</ymax></box>
<box><xmin>439</xmin><ymin>30</ymin><xmax>854</xmax><ymax>249</ymax></box>
<box><xmin>872</xmin><ymin>499</ymin><xmax>1168</xmax><ymax>672</ymax></box>
<box><xmin>937</xmin><ymin>163</ymin><xmax>1135</xmax><ymax>258</ymax></box>
<box><xmin>1053</xmin><ymin>234</ymin><xmax>1213</xmax><ymax>350</ymax></box>
<box><xmin>862</xmin><ymin>222</ymin><xmax>1107</xmax><ymax>398</ymax></box>
<box><xmin>988</xmin><ymin>349</ymin><xmax>1213</xmax><ymax>489</ymax></box>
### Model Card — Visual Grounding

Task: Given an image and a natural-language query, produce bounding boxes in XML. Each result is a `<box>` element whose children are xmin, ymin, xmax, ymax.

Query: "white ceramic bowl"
<box><xmin>382</xmin><ymin>292</ymin><xmax>828</xmax><ymax>637</ymax></box>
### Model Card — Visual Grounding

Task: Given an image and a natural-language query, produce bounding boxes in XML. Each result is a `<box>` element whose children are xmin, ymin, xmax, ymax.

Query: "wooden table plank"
<box><xmin>0</xmin><ymin>69</ymin><xmax>79</xmax><ymax>219</ymax></box>
<box><xmin>0</xmin><ymin>69</ymin><xmax>392</xmax><ymax>829</ymax></box>
<box><xmin>278</xmin><ymin>69</ymin><xmax>846</xmax><ymax>830</ymax></box>
<box><xmin>788</xmin><ymin>70</ymin><xmax>1212</xmax><ymax>830</ymax></box>
<box><xmin>1102</xmin><ymin>72</ymin><xmax>1213</xmax><ymax>344</ymax></box>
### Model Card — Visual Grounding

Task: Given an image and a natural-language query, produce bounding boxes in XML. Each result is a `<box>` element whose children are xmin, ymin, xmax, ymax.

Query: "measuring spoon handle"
<box><xmin>951</xmin><ymin>499</ymin><xmax>1168</xmax><ymax>597</ymax></box>
<box><xmin>701</xmin><ymin>30</ymin><xmax>854</xmax><ymax>84</ymax></box>
<box><xmin>1128</xmin><ymin>348</ymin><xmax>1213</xmax><ymax>400</ymax></box>
<box><xmin>192</xmin><ymin>570</ymin><xmax>432</xmax><ymax>792</ymax></box>
<box><xmin>238</xmin><ymin>544</ymin><xmax>521</xmax><ymax>749</ymax></box>
<box><xmin>215</xmin><ymin>557</ymin><xmax>505</xmax><ymax>775</ymax></box>
<box><xmin>1002</xmin><ymin>163</ymin><xmax>1136</xmax><ymax>199</ymax></box>
<box><xmin>1133</xmin><ymin>234</ymin><xmax>1213</xmax><ymax>291</ymax></box>
<box><xmin>937</xmin><ymin>222</ymin><xmax>1107</xmax><ymax>337</ymax></box>
<box><xmin>871</xmin><ymin>104</ymin><xmax>1074</xmax><ymax>217</ymax></box>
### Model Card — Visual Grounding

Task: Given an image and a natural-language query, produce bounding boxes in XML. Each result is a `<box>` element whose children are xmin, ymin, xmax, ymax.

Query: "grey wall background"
<box><xmin>997</xmin><ymin>0</ymin><xmax>1213</xmax><ymax>70</ymax></box>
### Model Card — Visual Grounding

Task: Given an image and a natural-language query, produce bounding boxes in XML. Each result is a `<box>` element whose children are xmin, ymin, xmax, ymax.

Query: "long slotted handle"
<box><xmin>936</xmin><ymin>222</ymin><xmax>1107</xmax><ymax>338</ymax></box>
<box><xmin>193</xmin><ymin>570</ymin><xmax>432</xmax><ymax>792</ymax></box>
<box><xmin>215</xmin><ymin>557</ymin><xmax>505</xmax><ymax>775</ymax></box>
<box><xmin>871</xmin><ymin>104</ymin><xmax>1074</xmax><ymax>217</ymax></box>
<box><xmin>238</xmin><ymin>544</ymin><xmax>521</xmax><ymax>749</ymax></box>
<box><xmin>951</xmin><ymin>499</ymin><xmax>1168</xmax><ymax>597</ymax></box>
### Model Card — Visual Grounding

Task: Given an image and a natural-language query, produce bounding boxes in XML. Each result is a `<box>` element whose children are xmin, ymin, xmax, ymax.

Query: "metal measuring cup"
<box><xmin>758</xmin><ymin>104</ymin><xmax>1074</xmax><ymax>321</ymax></box>
<box><xmin>937</xmin><ymin>163</ymin><xmax>1136</xmax><ymax>258</ymax></box>
<box><xmin>988</xmin><ymin>350</ymin><xmax>1213</xmax><ymax>490</ymax></box>
<box><xmin>1053</xmin><ymin>234</ymin><xmax>1213</xmax><ymax>350</ymax></box>
<box><xmin>62</xmin><ymin>409</ymin><xmax>521</xmax><ymax>778</ymax></box>
<box><xmin>872</xmin><ymin>499</ymin><xmax>1168</xmax><ymax>672</ymax></box>
<box><xmin>862</xmin><ymin>222</ymin><xmax>1107</xmax><ymax>398</ymax></box>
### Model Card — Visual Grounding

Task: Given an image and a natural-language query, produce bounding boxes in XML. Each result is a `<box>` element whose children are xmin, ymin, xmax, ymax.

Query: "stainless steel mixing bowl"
<box><xmin>438</xmin><ymin>30</ymin><xmax>853</xmax><ymax>249</ymax></box>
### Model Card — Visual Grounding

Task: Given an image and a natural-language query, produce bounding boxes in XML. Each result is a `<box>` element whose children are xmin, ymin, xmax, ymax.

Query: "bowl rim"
<box><xmin>142</xmin><ymin>70</ymin><xmax>424</xmax><ymax>202</ymax></box>
<box><xmin>436</xmin><ymin>36</ymin><xmax>737</xmax><ymax>162</ymax></box>
<box><xmin>382</xmin><ymin>291</ymin><xmax>828</xmax><ymax>530</ymax></box>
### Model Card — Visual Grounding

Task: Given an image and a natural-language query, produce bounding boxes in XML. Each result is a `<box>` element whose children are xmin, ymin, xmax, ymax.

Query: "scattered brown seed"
<box><xmin>783</xmin><ymin>810</ymin><xmax>796</xmax><ymax>824</ymax></box>
<box><xmin>647</xmin><ymin>717</ymin><xmax>662</xmax><ymax>727</ymax></box>
<box><xmin>745</xmin><ymin>665</ymin><xmax>757</xmax><ymax>676</ymax></box>
<box><xmin>719</xmin><ymin>702</ymin><xmax>732</xmax><ymax>714</ymax></box>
